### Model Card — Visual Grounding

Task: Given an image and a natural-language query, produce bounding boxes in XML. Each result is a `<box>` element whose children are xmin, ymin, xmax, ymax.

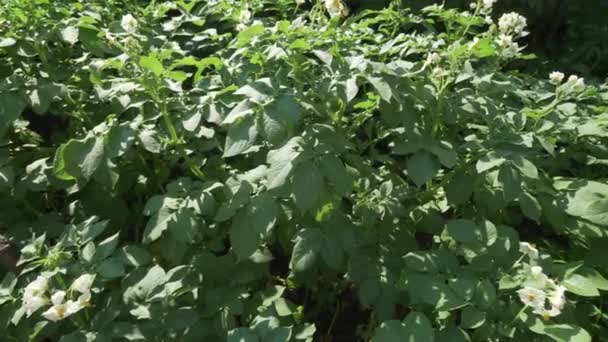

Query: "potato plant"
<box><xmin>1</xmin><ymin>0</ymin><xmax>607</xmax><ymax>341</ymax></box>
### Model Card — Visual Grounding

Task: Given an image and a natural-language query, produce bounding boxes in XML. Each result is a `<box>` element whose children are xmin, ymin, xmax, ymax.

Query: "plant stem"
<box><xmin>326</xmin><ymin>299</ymin><xmax>341</xmax><ymax>339</ymax></box>
<box><xmin>510</xmin><ymin>305</ymin><xmax>528</xmax><ymax>325</ymax></box>
<box><xmin>157</xmin><ymin>98</ymin><xmax>205</xmax><ymax>180</ymax></box>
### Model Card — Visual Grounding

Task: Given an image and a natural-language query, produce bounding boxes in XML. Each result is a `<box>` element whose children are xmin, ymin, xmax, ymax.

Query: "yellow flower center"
<box><xmin>527</xmin><ymin>294</ymin><xmax>536</xmax><ymax>301</ymax></box>
<box><xmin>56</xmin><ymin>306</ymin><xmax>65</xmax><ymax>318</ymax></box>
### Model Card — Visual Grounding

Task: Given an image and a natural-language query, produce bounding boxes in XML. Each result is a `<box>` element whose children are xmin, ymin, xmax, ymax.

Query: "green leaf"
<box><xmin>138</xmin><ymin>129</ymin><xmax>161</xmax><ymax>153</ymax></box>
<box><xmin>53</xmin><ymin>137</ymin><xmax>105</xmax><ymax>182</ymax></box>
<box><xmin>121</xmin><ymin>245</ymin><xmax>152</xmax><ymax>267</ymax></box>
<box><xmin>168</xmin><ymin>208</ymin><xmax>198</xmax><ymax>243</ymax></box>
<box><xmin>290</xmin><ymin>228</ymin><xmax>323</xmax><ymax>273</ymax></box>
<box><xmin>446</xmin><ymin>219</ymin><xmax>479</xmax><ymax>243</ymax></box>
<box><xmin>266</xmin><ymin>137</ymin><xmax>303</xmax><ymax>190</ymax></box>
<box><xmin>292</xmin><ymin>161</ymin><xmax>324</xmax><ymax>213</ymax></box>
<box><xmin>519</xmin><ymin>191</ymin><xmax>542</xmax><ymax>223</ymax></box>
<box><xmin>435</xmin><ymin>326</ymin><xmax>470</xmax><ymax>342</ymax></box>
<box><xmin>445</xmin><ymin>170</ymin><xmax>475</xmax><ymax>205</ymax></box>
<box><xmin>249</xmin><ymin>194</ymin><xmax>278</xmax><ymax>235</ymax></box>
<box><xmin>264</xmin><ymin>326</ymin><xmax>292</xmax><ymax>342</ymax></box>
<box><xmin>512</xmin><ymin>155</ymin><xmax>539</xmax><ymax>179</ymax></box>
<box><xmin>476</xmin><ymin>152</ymin><xmax>505</xmax><ymax>173</ymax></box>
<box><xmin>543</xmin><ymin>325</ymin><xmax>592</xmax><ymax>342</ymax></box>
<box><xmin>319</xmin><ymin>155</ymin><xmax>353</xmax><ymax>195</ymax></box>
<box><xmin>227</xmin><ymin>328</ymin><xmax>260</xmax><ymax>342</ymax></box>
<box><xmin>0</xmin><ymin>37</ymin><xmax>16</xmax><ymax>47</ymax></box>
<box><xmin>580</xmin><ymin>199</ymin><xmax>608</xmax><ymax>226</ymax></box>
<box><xmin>111</xmin><ymin>323</ymin><xmax>145</xmax><ymax>341</ymax></box>
<box><xmin>345</xmin><ymin>76</ymin><xmax>359</xmax><ymax>103</ymax></box>
<box><xmin>223</xmin><ymin>99</ymin><xmax>254</xmax><ymax>125</ymax></box>
<box><xmin>407</xmin><ymin>150</ymin><xmax>440</xmax><ymax>187</ymax></box>
<box><xmin>404</xmin><ymin>251</ymin><xmax>440</xmax><ymax>273</ymax></box>
<box><xmin>461</xmin><ymin>306</ymin><xmax>486</xmax><ymax>329</ymax></box>
<box><xmin>139</xmin><ymin>56</ymin><xmax>164</xmax><ymax>77</ymax></box>
<box><xmin>530</xmin><ymin>320</ymin><xmax>592</xmax><ymax>342</ymax></box>
<box><xmin>366</xmin><ymin>76</ymin><xmax>393</xmax><ymax>102</ymax></box>
<box><xmin>97</xmin><ymin>256</ymin><xmax>125</xmax><ymax>278</ymax></box>
<box><xmin>0</xmin><ymin>92</ymin><xmax>26</xmax><ymax>137</ymax></box>
<box><xmin>143</xmin><ymin>207</ymin><xmax>174</xmax><ymax>244</ymax></box>
<box><xmin>94</xmin><ymin>232</ymin><xmax>119</xmax><ymax>261</ymax></box>
<box><xmin>474</xmin><ymin>279</ymin><xmax>496</xmax><ymax>309</ymax></box>
<box><xmin>28</xmin><ymin>82</ymin><xmax>60</xmax><ymax>114</ymax></box>
<box><xmin>223</xmin><ymin>115</ymin><xmax>259</xmax><ymax>157</ymax></box>
<box><xmin>564</xmin><ymin>273</ymin><xmax>600</xmax><ymax>297</ymax></box>
<box><xmin>124</xmin><ymin>265</ymin><xmax>166</xmax><ymax>301</ymax></box>
<box><xmin>498</xmin><ymin>165</ymin><xmax>521</xmax><ymax>202</ymax></box>
<box><xmin>373</xmin><ymin>312</ymin><xmax>434</xmax><ymax>342</ymax></box>
<box><xmin>409</xmin><ymin>274</ymin><xmax>467</xmax><ymax>311</ymax></box>
<box><xmin>230</xmin><ymin>211</ymin><xmax>261</xmax><ymax>261</ymax></box>
<box><xmin>261</xmin><ymin>94</ymin><xmax>302</xmax><ymax>145</ymax></box>
<box><xmin>0</xmin><ymin>166</ymin><xmax>14</xmax><ymax>187</ymax></box>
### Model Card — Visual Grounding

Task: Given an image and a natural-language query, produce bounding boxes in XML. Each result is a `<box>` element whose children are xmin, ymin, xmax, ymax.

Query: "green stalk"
<box><xmin>159</xmin><ymin>101</ymin><xmax>179</xmax><ymax>144</ymax></box>
<box><xmin>157</xmin><ymin>99</ymin><xmax>205</xmax><ymax>180</ymax></box>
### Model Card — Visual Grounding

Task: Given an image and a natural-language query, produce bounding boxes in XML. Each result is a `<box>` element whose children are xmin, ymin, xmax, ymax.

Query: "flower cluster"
<box><xmin>121</xmin><ymin>14</ymin><xmax>138</xmax><ymax>34</ymax></box>
<box><xmin>495</xmin><ymin>12</ymin><xmax>528</xmax><ymax>58</ymax></box>
<box><xmin>470</xmin><ymin>0</ymin><xmax>497</xmax><ymax>15</ymax></box>
<box><xmin>22</xmin><ymin>276</ymin><xmax>48</xmax><ymax>317</ymax></box>
<box><xmin>423</xmin><ymin>52</ymin><xmax>441</xmax><ymax>68</ymax></box>
<box><xmin>549</xmin><ymin>71</ymin><xmax>565</xmax><ymax>85</ymax></box>
<box><xmin>498</xmin><ymin>13</ymin><xmax>528</xmax><ymax>38</ymax></box>
<box><xmin>237</xmin><ymin>7</ymin><xmax>252</xmax><ymax>31</ymax></box>
<box><xmin>21</xmin><ymin>274</ymin><xmax>95</xmax><ymax>322</ymax></box>
<box><xmin>516</xmin><ymin>243</ymin><xmax>567</xmax><ymax>321</ymax></box>
<box><xmin>325</xmin><ymin>0</ymin><xmax>349</xmax><ymax>18</ymax></box>
<box><xmin>548</xmin><ymin>72</ymin><xmax>587</xmax><ymax>96</ymax></box>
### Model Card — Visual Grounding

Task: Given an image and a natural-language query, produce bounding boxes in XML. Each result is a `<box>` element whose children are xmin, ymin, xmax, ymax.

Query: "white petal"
<box><xmin>71</xmin><ymin>274</ymin><xmax>96</xmax><ymax>294</ymax></box>
<box><xmin>51</xmin><ymin>291</ymin><xmax>66</xmax><ymax>305</ymax></box>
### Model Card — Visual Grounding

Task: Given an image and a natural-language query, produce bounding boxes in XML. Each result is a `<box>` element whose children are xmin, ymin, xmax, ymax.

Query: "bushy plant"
<box><xmin>1</xmin><ymin>0</ymin><xmax>607</xmax><ymax>341</ymax></box>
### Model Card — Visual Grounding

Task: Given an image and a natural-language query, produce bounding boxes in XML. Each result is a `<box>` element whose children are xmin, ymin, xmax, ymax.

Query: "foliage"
<box><xmin>1</xmin><ymin>0</ymin><xmax>608</xmax><ymax>341</ymax></box>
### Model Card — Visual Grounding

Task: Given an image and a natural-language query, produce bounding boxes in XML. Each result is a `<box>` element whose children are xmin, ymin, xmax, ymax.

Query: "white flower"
<box><xmin>480</xmin><ymin>0</ymin><xmax>497</xmax><ymax>14</ymax></box>
<box><xmin>570</xmin><ymin>75</ymin><xmax>586</xmax><ymax>92</ymax></box>
<box><xmin>65</xmin><ymin>292</ymin><xmax>91</xmax><ymax>316</ymax></box>
<box><xmin>534</xmin><ymin>306</ymin><xmax>561</xmax><ymax>320</ymax></box>
<box><xmin>424</xmin><ymin>52</ymin><xmax>441</xmax><ymax>67</ymax></box>
<box><xmin>65</xmin><ymin>300</ymin><xmax>82</xmax><ymax>316</ymax></box>
<box><xmin>483</xmin><ymin>0</ymin><xmax>497</xmax><ymax>8</ymax></box>
<box><xmin>325</xmin><ymin>0</ymin><xmax>349</xmax><ymax>18</ymax></box>
<box><xmin>498</xmin><ymin>12</ymin><xmax>528</xmax><ymax>37</ymax></box>
<box><xmin>296</xmin><ymin>0</ymin><xmax>306</xmax><ymax>4</ymax></box>
<box><xmin>519</xmin><ymin>242</ymin><xmax>539</xmax><ymax>259</ymax></box>
<box><xmin>525</xmin><ymin>265</ymin><xmax>550</xmax><ymax>289</ymax></box>
<box><xmin>121</xmin><ymin>14</ymin><xmax>138</xmax><ymax>34</ymax></box>
<box><xmin>22</xmin><ymin>275</ymin><xmax>49</xmax><ymax>317</ymax></box>
<box><xmin>517</xmin><ymin>287</ymin><xmax>546</xmax><ymax>310</ymax></box>
<box><xmin>71</xmin><ymin>274</ymin><xmax>95</xmax><ymax>294</ymax></box>
<box><xmin>548</xmin><ymin>285</ymin><xmax>566</xmax><ymax>310</ymax></box>
<box><xmin>549</xmin><ymin>71</ymin><xmax>565</xmax><ymax>85</ymax></box>
<box><xmin>42</xmin><ymin>291</ymin><xmax>71</xmax><ymax>322</ymax></box>
<box><xmin>239</xmin><ymin>9</ymin><xmax>252</xmax><ymax>24</ymax></box>
<box><xmin>530</xmin><ymin>266</ymin><xmax>543</xmax><ymax>276</ymax></box>
<box><xmin>560</xmin><ymin>75</ymin><xmax>586</xmax><ymax>94</ymax></box>
<box><xmin>22</xmin><ymin>294</ymin><xmax>47</xmax><ymax>317</ymax></box>
<box><xmin>496</xmin><ymin>34</ymin><xmax>521</xmax><ymax>58</ymax></box>
<box><xmin>25</xmin><ymin>275</ymin><xmax>48</xmax><ymax>295</ymax></box>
